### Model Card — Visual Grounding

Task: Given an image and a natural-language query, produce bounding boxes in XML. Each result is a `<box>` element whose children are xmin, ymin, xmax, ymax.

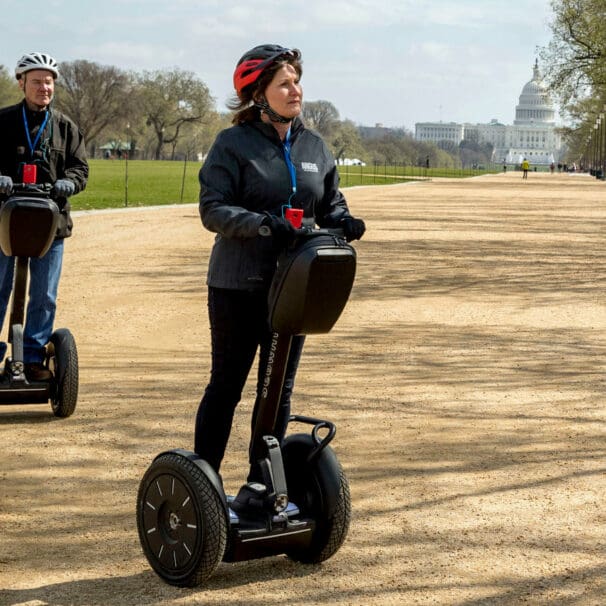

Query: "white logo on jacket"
<box><xmin>301</xmin><ymin>162</ymin><xmax>319</xmax><ymax>173</ymax></box>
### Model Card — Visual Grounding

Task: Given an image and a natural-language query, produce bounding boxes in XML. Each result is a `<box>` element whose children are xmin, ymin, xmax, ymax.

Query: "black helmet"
<box><xmin>233</xmin><ymin>44</ymin><xmax>300</xmax><ymax>95</ymax></box>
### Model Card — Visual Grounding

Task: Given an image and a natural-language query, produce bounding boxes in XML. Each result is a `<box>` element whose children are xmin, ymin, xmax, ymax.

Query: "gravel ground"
<box><xmin>1</xmin><ymin>171</ymin><xmax>605</xmax><ymax>605</ymax></box>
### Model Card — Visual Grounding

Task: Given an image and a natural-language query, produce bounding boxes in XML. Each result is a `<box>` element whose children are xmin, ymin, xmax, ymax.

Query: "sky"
<box><xmin>0</xmin><ymin>0</ymin><xmax>556</xmax><ymax>131</ymax></box>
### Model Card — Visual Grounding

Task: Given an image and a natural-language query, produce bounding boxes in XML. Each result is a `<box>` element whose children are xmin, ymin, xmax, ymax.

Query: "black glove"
<box><xmin>53</xmin><ymin>179</ymin><xmax>75</xmax><ymax>197</ymax></box>
<box><xmin>262</xmin><ymin>214</ymin><xmax>297</xmax><ymax>248</ymax></box>
<box><xmin>341</xmin><ymin>217</ymin><xmax>366</xmax><ymax>242</ymax></box>
<box><xmin>0</xmin><ymin>176</ymin><xmax>13</xmax><ymax>195</ymax></box>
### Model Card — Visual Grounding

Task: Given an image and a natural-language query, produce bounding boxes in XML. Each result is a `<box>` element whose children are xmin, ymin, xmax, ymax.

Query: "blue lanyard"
<box><xmin>282</xmin><ymin>127</ymin><xmax>297</xmax><ymax>204</ymax></box>
<box><xmin>22</xmin><ymin>105</ymin><xmax>50</xmax><ymax>158</ymax></box>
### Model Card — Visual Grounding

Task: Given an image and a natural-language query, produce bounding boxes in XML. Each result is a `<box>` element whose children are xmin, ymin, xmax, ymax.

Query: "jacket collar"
<box><xmin>249</xmin><ymin>116</ymin><xmax>304</xmax><ymax>143</ymax></box>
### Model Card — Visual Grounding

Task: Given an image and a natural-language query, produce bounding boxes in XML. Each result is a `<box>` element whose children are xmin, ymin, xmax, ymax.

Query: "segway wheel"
<box><xmin>47</xmin><ymin>328</ymin><xmax>78</xmax><ymax>418</ymax></box>
<box><xmin>137</xmin><ymin>452</ymin><xmax>227</xmax><ymax>587</ymax></box>
<box><xmin>282</xmin><ymin>434</ymin><xmax>351</xmax><ymax>563</ymax></box>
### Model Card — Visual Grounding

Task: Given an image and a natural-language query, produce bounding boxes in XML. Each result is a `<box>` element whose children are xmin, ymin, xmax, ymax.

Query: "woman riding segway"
<box><xmin>137</xmin><ymin>44</ymin><xmax>365</xmax><ymax>587</ymax></box>
<box><xmin>194</xmin><ymin>43</ymin><xmax>365</xmax><ymax>478</ymax></box>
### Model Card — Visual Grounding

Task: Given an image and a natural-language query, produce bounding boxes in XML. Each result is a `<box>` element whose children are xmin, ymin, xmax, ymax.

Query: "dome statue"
<box><xmin>514</xmin><ymin>59</ymin><xmax>555</xmax><ymax>125</ymax></box>
<box><xmin>414</xmin><ymin>57</ymin><xmax>562</xmax><ymax>165</ymax></box>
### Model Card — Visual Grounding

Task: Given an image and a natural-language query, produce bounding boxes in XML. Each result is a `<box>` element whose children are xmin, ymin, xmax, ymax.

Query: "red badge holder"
<box><xmin>22</xmin><ymin>164</ymin><xmax>37</xmax><ymax>184</ymax></box>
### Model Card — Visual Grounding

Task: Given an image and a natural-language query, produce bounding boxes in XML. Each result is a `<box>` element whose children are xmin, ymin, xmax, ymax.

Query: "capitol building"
<box><xmin>415</xmin><ymin>61</ymin><xmax>562</xmax><ymax>165</ymax></box>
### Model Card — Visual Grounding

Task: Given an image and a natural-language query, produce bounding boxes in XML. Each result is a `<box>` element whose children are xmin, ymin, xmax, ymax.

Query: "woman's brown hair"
<box><xmin>228</xmin><ymin>57</ymin><xmax>302</xmax><ymax>125</ymax></box>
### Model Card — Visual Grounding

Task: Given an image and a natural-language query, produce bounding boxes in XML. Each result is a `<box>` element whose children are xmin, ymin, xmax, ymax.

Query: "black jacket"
<box><xmin>0</xmin><ymin>100</ymin><xmax>89</xmax><ymax>238</ymax></box>
<box><xmin>199</xmin><ymin>118</ymin><xmax>352</xmax><ymax>290</ymax></box>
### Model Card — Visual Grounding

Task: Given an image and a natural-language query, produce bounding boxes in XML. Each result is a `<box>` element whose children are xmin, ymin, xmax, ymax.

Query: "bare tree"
<box><xmin>330</xmin><ymin>120</ymin><xmax>364</xmax><ymax>163</ymax></box>
<box><xmin>54</xmin><ymin>60</ymin><xmax>133</xmax><ymax>146</ymax></box>
<box><xmin>138</xmin><ymin>69</ymin><xmax>215</xmax><ymax>160</ymax></box>
<box><xmin>174</xmin><ymin>112</ymin><xmax>231</xmax><ymax>161</ymax></box>
<box><xmin>0</xmin><ymin>65</ymin><xmax>21</xmax><ymax>108</ymax></box>
<box><xmin>302</xmin><ymin>100</ymin><xmax>339</xmax><ymax>137</ymax></box>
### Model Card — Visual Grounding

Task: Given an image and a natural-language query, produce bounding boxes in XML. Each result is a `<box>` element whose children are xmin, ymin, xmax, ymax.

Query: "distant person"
<box><xmin>521</xmin><ymin>158</ymin><xmax>530</xmax><ymax>179</ymax></box>
<box><xmin>0</xmin><ymin>52</ymin><xmax>88</xmax><ymax>380</ymax></box>
<box><xmin>550</xmin><ymin>162</ymin><xmax>555</xmax><ymax>174</ymax></box>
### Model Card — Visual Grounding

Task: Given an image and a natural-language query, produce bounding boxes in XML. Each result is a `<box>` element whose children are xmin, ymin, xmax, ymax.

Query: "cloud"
<box><xmin>1</xmin><ymin>0</ymin><xmax>556</xmax><ymax>128</ymax></box>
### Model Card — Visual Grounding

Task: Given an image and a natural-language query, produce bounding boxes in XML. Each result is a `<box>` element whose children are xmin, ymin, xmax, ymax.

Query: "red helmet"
<box><xmin>233</xmin><ymin>44</ymin><xmax>300</xmax><ymax>96</ymax></box>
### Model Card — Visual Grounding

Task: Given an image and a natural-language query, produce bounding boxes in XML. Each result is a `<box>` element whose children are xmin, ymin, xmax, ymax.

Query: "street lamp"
<box><xmin>125</xmin><ymin>122</ymin><xmax>130</xmax><ymax>206</ymax></box>
<box><xmin>600</xmin><ymin>113</ymin><xmax>605</xmax><ymax>179</ymax></box>
<box><xmin>591</xmin><ymin>118</ymin><xmax>600</xmax><ymax>177</ymax></box>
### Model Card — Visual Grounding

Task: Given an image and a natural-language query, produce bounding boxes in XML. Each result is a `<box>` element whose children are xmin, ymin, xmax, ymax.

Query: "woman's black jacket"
<box><xmin>199</xmin><ymin>117</ymin><xmax>352</xmax><ymax>291</ymax></box>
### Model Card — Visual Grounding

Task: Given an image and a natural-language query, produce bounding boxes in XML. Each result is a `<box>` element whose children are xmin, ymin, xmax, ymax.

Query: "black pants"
<box><xmin>194</xmin><ymin>287</ymin><xmax>305</xmax><ymax>473</ymax></box>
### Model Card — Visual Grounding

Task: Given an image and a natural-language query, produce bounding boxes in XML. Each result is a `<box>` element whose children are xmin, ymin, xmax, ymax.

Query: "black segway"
<box><xmin>137</xmin><ymin>227</ymin><xmax>357</xmax><ymax>587</ymax></box>
<box><xmin>0</xmin><ymin>183</ymin><xmax>78</xmax><ymax>417</ymax></box>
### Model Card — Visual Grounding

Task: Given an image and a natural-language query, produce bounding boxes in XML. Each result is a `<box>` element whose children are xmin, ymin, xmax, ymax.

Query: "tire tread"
<box><xmin>137</xmin><ymin>452</ymin><xmax>227</xmax><ymax>587</ymax></box>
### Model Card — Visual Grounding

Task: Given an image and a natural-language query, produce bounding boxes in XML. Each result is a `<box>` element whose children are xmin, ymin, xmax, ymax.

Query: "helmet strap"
<box><xmin>254</xmin><ymin>96</ymin><xmax>291</xmax><ymax>124</ymax></box>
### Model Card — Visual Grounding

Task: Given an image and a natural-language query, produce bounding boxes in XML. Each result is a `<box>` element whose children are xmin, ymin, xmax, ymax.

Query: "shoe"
<box><xmin>25</xmin><ymin>362</ymin><xmax>52</xmax><ymax>382</ymax></box>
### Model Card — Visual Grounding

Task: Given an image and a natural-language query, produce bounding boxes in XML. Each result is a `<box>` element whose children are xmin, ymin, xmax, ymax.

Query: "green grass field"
<box><xmin>72</xmin><ymin>159</ymin><xmax>501</xmax><ymax>210</ymax></box>
<box><xmin>338</xmin><ymin>164</ymin><xmax>500</xmax><ymax>187</ymax></box>
<box><xmin>73</xmin><ymin>159</ymin><xmax>202</xmax><ymax>210</ymax></box>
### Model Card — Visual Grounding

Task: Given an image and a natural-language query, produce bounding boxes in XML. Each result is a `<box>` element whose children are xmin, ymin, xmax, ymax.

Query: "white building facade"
<box><xmin>415</xmin><ymin>61</ymin><xmax>561</xmax><ymax>165</ymax></box>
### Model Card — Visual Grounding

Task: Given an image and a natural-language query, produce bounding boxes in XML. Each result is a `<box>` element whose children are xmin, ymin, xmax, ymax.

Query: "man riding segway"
<box><xmin>0</xmin><ymin>52</ymin><xmax>88</xmax><ymax>382</ymax></box>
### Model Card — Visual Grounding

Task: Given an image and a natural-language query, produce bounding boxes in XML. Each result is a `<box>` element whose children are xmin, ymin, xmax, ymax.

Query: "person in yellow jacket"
<box><xmin>521</xmin><ymin>158</ymin><xmax>530</xmax><ymax>179</ymax></box>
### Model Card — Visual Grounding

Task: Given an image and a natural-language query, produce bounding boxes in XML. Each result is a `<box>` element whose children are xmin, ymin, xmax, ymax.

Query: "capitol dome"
<box><xmin>414</xmin><ymin>57</ymin><xmax>562</xmax><ymax>166</ymax></box>
<box><xmin>514</xmin><ymin>60</ymin><xmax>555</xmax><ymax>125</ymax></box>
<box><xmin>522</xmin><ymin>80</ymin><xmax>542</xmax><ymax>94</ymax></box>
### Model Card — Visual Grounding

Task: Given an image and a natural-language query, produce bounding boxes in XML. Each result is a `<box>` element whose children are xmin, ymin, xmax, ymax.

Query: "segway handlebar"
<box><xmin>258</xmin><ymin>222</ymin><xmax>346</xmax><ymax>240</ymax></box>
<box><xmin>295</xmin><ymin>225</ymin><xmax>346</xmax><ymax>238</ymax></box>
<box><xmin>8</xmin><ymin>183</ymin><xmax>54</xmax><ymax>198</ymax></box>
<box><xmin>290</xmin><ymin>226</ymin><xmax>350</xmax><ymax>247</ymax></box>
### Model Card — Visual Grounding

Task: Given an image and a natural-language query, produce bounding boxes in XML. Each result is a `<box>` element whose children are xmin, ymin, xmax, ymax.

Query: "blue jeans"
<box><xmin>195</xmin><ymin>287</ymin><xmax>305</xmax><ymax>473</ymax></box>
<box><xmin>0</xmin><ymin>239</ymin><xmax>64</xmax><ymax>363</ymax></box>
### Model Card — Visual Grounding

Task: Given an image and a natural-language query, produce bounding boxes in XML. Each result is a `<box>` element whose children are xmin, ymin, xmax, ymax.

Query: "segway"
<box><xmin>137</xmin><ymin>225</ymin><xmax>357</xmax><ymax>587</ymax></box>
<box><xmin>0</xmin><ymin>183</ymin><xmax>78</xmax><ymax>417</ymax></box>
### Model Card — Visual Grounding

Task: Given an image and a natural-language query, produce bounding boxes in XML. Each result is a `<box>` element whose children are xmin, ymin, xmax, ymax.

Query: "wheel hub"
<box><xmin>169</xmin><ymin>511</ymin><xmax>181</xmax><ymax>531</ymax></box>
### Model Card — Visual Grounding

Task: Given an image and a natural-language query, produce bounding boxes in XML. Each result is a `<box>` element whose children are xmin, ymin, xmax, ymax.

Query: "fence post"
<box><xmin>180</xmin><ymin>154</ymin><xmax>188</xmax><ymax>203</ymax></box>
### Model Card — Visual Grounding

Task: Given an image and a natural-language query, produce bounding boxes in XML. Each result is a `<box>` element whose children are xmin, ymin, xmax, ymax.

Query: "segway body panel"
<box><xmin>0</xmin><ymin>190</ymin><xmax>78</xmax><ymax>416</ymax></box>
<box><xmin>0</xmin><ymin>195</ymin><xmax>59</xmax><ymax>258</ymax></box>
<box><xmin>268</xmin><ymin>233</ymin><xmax>356</xmax><ymax>335</ymax></box>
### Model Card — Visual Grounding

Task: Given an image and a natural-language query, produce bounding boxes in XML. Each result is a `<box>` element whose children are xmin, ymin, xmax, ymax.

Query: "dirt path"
<box><xmin>1</xmin><ymin>171</ymin><xmax>605</xmax><ymax>605</ymax></box>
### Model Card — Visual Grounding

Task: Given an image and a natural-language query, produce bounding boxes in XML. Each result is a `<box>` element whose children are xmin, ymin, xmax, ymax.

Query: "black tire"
<box><xmin>47</xmin><ymin>328</ymin><xmax>78</xmax><ymax>418</ymax></box>
<box><xmin>136</xmin><ymin>452</ymin><xmax>227</xmax><ymax>587</ymax></box>
<box><xmin>282</xmin><ymin>434</ymin><xmax>351</xmax><ymax>563</ymax></box>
